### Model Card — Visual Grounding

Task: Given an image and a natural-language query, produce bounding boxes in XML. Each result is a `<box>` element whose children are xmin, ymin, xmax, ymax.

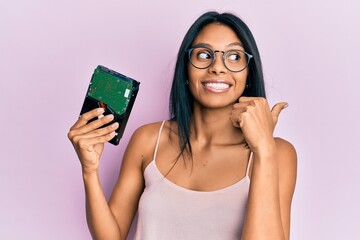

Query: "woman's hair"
<box><xmin>169</xmin><ymin>11</ymin><xmax>266</xmax><ymax>158</ymax></box>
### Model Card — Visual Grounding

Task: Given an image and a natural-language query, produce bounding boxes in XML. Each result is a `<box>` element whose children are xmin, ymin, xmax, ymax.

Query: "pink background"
<box><xmin>1</xmin><ymin>0</ymin><xmax>359</xmax><ymax>239</ymax></box>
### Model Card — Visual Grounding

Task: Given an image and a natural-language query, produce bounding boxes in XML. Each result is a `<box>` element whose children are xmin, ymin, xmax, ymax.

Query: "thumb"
<box><xmin>271</xmin><ymin>102</ymin><xmax>288</xmax><ymax>120</ymax></box>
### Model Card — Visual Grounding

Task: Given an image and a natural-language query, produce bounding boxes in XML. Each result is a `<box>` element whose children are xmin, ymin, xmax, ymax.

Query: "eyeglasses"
<box><xmin>187</xmin><ymin>46</ymin><xmax>253</xmax><ymax>72</ymax></box>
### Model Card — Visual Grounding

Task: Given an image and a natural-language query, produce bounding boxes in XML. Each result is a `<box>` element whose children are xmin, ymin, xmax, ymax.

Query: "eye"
<box><xmin>197</xmin><ymin>50</ymin><xmax>212</xmax><ymax>60</ymax></box>
<box><xmin>227</xmin><ymin>51</ymin><xmax>241</xmax><ymax>61</ymax></box>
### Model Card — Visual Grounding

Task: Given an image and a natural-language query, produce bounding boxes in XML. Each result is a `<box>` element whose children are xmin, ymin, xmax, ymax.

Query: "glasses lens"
<box><xmin>189</xmin><ymin>47</ymin><xmax>213</xmax><ymax>69</ymax></box>
<box><xmin>188</xmin><ymin>47</ymin><xmax>251</xmax><ymax>72</ymax></box>
<box><xmin>224</xmin><ymin>50</ymin><xmax>249</xmax><ymax>72</ymax></box>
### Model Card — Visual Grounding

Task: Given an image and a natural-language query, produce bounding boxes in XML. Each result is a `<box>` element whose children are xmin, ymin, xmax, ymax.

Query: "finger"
<box><xmin>239</xmin><ymin>96</ymin><xmax>267</xmax><ymax>103</ymax></box>
<box><xmin>234</xmin><ymin>100</ymin><xmax>255</xmax><ymax>111</ymax></box>
<box><xmin>80</xmin><ymin>114</ymin><xmax>115</xmax><ymax>134</ymax></box>
<box><xmin>271</xmin><ymin>102</ymin><xmax>288</xmax><ymax>119</ymax></box>
<box><xmin>77</xmin><ymin>131</ymin><xmax>117</xmax><ymax>150</ymax></box>
<box><xmin>73</xmin><ymin>122</ymin><xmax>119</xmax><ymax>141</ymax></box>
<box><xmin>239</xmin><ymin>96</ymin><xmax>258</xmax><ymax>103</ymax></box>
<box><xmin>230</xmin><ymin>112</ymin><xmax>241</xmax><ymax>128</ymax></box>
<box><xmin>232</xmin><ymin>102</ymin><xmax>251</xmax><ymax>111</ymax></box>
<box><xmin>71</xmin><ymin>108</ymin><xmax>105</xmax><ymax>130</ymax></box>
<box><xmin>68</xmin><ymin>114</ymin><xmax>115</xmax><ymax>140</ymax></box>
<box><xmin>230</xmin><ymin>110</ymin><xmax>248</xmax><ymax>128</ymax></box>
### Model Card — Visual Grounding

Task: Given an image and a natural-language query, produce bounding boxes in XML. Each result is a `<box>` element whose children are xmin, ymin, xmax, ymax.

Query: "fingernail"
<box><xmin>109</xmin><ymin>131</ymin><xmax>116</xmax><ymax>137</ymax></box>
<box><xmin>105</xmin><ymin>114</ymin><xmax>114</xmax><ymax>119</ymax></box>
<box><xmin>111</xmin><ymin>122</ymin><xmax>119</xmax><ymax>128</ymax></box>
<box><xmin>97</xmin><ymin>114</ymin><xmax>104</xmax><ymax>119</ymax></box>
<box><xmin>283</xmin><ymin>103</ymin><xmax>289</xmax><ymax>109</ymax></box>
<box><xmin>97</xmin><ymin>108</ymin><xmax>105</xmax><ymax>114</ymax></box>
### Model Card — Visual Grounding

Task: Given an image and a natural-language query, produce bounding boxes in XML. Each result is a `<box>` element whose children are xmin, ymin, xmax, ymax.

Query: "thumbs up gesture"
<box><xmin>230</xmin><ymin>97</ymin><xmax>288</xmax><ymax>153</ymax></box>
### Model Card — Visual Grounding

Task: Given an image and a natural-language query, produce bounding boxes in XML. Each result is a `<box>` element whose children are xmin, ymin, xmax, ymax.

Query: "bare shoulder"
<box><xmin>274</xmin><ymin>137</ymin><xmax>297</xmax><ymax>169</ymax></box>
<box><xmin>124</xmin><ymin>121</ymin><xmax>166</xmax><ymax>169</ymax></box>
<box><xmin>131</xmin><ymin>121</ymin><xmax>164</xmax><ymax>143</ymax></box>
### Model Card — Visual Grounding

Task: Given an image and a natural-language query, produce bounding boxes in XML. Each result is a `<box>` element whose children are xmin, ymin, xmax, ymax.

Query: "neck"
<box><xmin>190</xmin><ymin>103</ymin><xmax>245</xmax><ymax>146</ymax></box>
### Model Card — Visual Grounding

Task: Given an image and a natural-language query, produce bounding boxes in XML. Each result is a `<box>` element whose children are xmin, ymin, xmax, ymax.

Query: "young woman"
<box><xmin>68</xmin><ymin>11</ymin><xmax>297</xmax><ymax>240</ymax></box>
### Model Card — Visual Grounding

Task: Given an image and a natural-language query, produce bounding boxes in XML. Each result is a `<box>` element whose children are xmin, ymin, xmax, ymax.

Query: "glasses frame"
<box><xmin>187</xmin><ymin>46</ymin><xmax>253</xmax><ymax>73</ymax></box>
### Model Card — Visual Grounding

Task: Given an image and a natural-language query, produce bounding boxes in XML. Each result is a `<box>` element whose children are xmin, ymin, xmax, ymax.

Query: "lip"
<box><xmin>201</xmin><ymin>80</ymin><xmax>233</xmax><ymax>93</ymax></box>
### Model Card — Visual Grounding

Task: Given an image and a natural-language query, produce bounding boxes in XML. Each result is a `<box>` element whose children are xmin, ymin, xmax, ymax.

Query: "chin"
<box><xmin>195</xmin><ymin>99</ymin><xmax>236</xmax><ymax>110</ymax></box>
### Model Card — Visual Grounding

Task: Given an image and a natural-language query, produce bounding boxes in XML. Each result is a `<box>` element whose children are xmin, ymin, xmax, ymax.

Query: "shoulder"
<box><xmin>131</xmin><ymin>121</ymin><xmax>165</xmax><ymax>141</ymax></box>
<box><xmin>130</xmin><ymin>120</ymin><xmax>176</xmax><ymax>143</ymax></box>
<box><xmin>124</xmin><ymin>121</ymin><xmax>167</xmax><ymax>169</ymax></box>
<box><xmin>274</xmin><ymin>137</ymin><xmax>296</xmax><ymax>156</ymax></box>
<box><xmin>128</xmin><ymin>121</ymin><xmax>166</xmax><ymax>152</ymax></box>
<box><xmin>274</xmin><ymin>137</ymin><xmax>297</xmax><ymax>169</ymax></box>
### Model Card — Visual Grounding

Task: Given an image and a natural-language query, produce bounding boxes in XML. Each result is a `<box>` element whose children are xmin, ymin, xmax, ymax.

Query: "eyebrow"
<box><xmin>228</xmin><ymin>42</ymin><xmax>244</xmax><ymax>47</ymax></box>
<box><xmin>191</xmin><ymin>42</ymin><xmax>244</xmax><ymax>49</ymax></box>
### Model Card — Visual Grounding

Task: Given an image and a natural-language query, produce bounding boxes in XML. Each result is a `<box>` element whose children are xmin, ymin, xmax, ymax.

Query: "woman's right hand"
<box><xmin>68</xmin><ymin>108</ymin><xmax>119</xmax><ymax>174</ymax></box>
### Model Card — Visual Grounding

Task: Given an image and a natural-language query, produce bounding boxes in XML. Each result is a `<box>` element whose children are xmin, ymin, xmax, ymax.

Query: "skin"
<box><xmin>68</xmin><ymin>23</ymin><xmax>297</xmax><ymax>240</ymax></box>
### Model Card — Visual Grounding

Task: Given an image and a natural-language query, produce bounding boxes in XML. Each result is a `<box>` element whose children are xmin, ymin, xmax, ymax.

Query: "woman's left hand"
<box><xmin>230</xmin><ymin>97</ymin><xmax>288</xmax><ymax>153</ymax></box>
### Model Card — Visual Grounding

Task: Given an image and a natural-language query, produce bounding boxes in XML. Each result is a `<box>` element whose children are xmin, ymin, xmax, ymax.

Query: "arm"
<box><xmin>108</xmin><ymin>124</ymin><xmax>159</xmax><ymax>239</ymax></box>
<box><xmin>241</xmin><ymin>138</ymin><xmax>297</xmax><ymax>240</ymax></box>
<box><xmin>68</xmin><ymin>108</ymin><xmax>122</xmax><ymax>239</ymax></box>
<box><xmin>68</xmin><ymin>108</ymin><xmax>156</xmax><ymax>239</ymax></box>
<box><xmin>84</xmin><ymin>126</ymin><xmax>155</xmax><ymax>240</ymax></box>
<box><xmin>83</xmin><ymin>170</ymin><xmax>121</xmax><ymax>239</ymax></box>
<box><xmin>231</xmin><ymin>97</ymin><xmax>297</xmax><ymax>240</ymax></box>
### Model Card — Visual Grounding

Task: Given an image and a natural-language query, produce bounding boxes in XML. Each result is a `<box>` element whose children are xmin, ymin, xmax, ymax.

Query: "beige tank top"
<box><xmin>134</xmin><ymin>121</ymin><xmax>252</xmax><ymax>240</ymax></box>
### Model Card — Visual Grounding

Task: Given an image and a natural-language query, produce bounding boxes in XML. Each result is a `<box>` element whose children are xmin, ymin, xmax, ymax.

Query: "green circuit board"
<box><xmin>87</xmin><ymin>68</ymin><xmax>133</xmax><ymax>115</ymax></box>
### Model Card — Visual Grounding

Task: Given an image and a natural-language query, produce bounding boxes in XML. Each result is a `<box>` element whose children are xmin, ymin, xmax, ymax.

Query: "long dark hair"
<box><xmin>169</xmin><ymin>11</ymin><xmax>266</xmax><ymax>159</ymax></box>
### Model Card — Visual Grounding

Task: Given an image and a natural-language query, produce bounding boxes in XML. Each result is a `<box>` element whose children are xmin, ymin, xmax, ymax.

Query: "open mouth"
<box><xmin>203</xmin><ymin>82</ymin><xmax>231</xmax><ymax>90</ymax></box>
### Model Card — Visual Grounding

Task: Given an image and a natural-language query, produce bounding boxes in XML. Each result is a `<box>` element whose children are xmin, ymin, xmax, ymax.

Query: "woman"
<box><xmin>68</xmin><ymin>11</ymin><xmax>297</xmax><ymax>240</ymax></box>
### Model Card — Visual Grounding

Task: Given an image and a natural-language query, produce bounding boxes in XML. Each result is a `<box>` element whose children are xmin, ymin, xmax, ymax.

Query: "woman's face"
<box><xmin>188</xmin><ymin>23</ymin><xmax>248</xmax><ymax>109</ymax></box>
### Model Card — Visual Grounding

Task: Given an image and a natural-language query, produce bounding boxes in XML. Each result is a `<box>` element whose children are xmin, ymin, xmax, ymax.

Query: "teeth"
<box><xmin>204</xmin><ymin>82</ymin><xmax>230</xmax><ymax>90</ymax></box>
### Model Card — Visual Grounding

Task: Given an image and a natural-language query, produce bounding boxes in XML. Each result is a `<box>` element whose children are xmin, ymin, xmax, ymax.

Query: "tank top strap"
<box><xmin>153</xmin><ymin>120</ymin><xmax>166</xmax><ymax>160</ymax></box>
<box><xmin>245</xmin><ymin>152</ymin><xmax>253</xmax><ymax>177</ymax></box>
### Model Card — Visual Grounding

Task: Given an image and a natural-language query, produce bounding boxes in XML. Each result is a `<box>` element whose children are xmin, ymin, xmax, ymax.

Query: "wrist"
<box><xmin>82</xmin><ymin>168</ymin><xmax>99</xmax><ymax>181</ymax></box>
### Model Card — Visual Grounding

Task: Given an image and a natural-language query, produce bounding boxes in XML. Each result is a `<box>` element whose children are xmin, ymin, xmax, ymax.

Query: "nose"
<box><xmin>208</xmin><ymin>51</ymin><xmax>227</xmax><ymax>74</ymax></box>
